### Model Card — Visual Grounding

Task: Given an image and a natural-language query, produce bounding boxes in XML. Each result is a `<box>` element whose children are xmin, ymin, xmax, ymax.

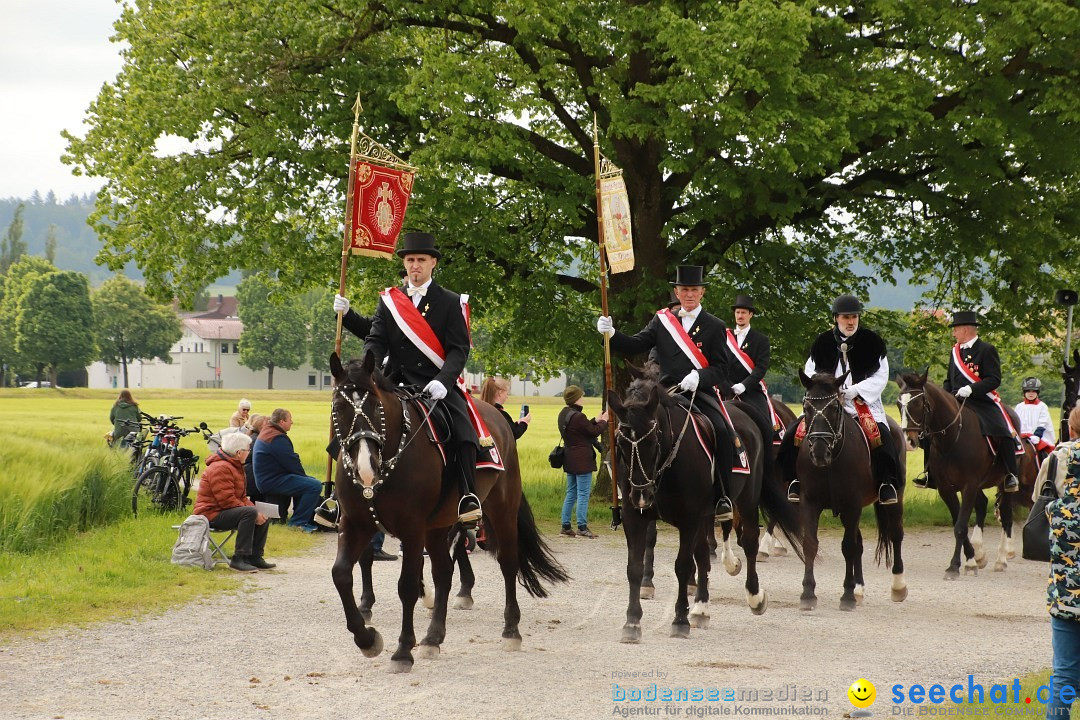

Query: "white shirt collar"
<box><xmin>736</xmin><ymin>324</ymin><xmax>750</xmax><ymax>336</ymax></box>
<box><xmin>678</xmin><ymin>305</ymin><xmax>702</xmax><ymax>320</ymax></box>
<box><xmin>407</xmin><ymin>278</ymin><xmax>433</xmax><ymax>306</ymax></box>
<box><xmin>961</xmin><ymin>336</ymin><xmax>978</xmax><ymax>350</ymax></box>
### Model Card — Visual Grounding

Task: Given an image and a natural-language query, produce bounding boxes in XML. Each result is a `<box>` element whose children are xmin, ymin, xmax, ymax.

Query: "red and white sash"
<box><xmin>725</xmin><ymin>329</ymin><xmax>784</xmax><ymax>435</ymax></box>
<box><xmin>380</xmin><ymin>287</ymin><xmax>498</xmax><ymax>462</ymax></box>
<box><xmin>951</xmin><ymin>344</ymin><xmax>1022</xmax><ymax>454</ymax></box>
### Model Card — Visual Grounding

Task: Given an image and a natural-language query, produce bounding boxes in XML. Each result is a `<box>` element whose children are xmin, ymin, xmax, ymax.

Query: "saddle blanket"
<box><xmin>418</xmin><ymin>399</ymin><xmax>504</xmax><ymax>472</ymax></box>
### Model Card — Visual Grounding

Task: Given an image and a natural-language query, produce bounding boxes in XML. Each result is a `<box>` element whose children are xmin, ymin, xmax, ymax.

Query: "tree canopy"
<box><xmin>66</xmin><ymin>0</ymin><xmax>1080</xmax><ymax>374</ymax></box>
<box><xmin>236</xmin><ymin>276</ymin><xmax>308</xmax><ymax>389</ymax></box>
<box><xmin>15</xmin><ymin>271</ymin><xmax>96</xmax><ymax>385</ymax></box>
<box><xmin>92</xmin><ymin>275</ymin><xmax>183</xmax><ymax>388</ymax></box>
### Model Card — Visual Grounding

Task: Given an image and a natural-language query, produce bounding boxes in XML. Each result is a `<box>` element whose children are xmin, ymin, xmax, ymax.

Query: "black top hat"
<box><xmin>670</xmin><ymin>265</ymin><xmax>708</xmax><ymax>287</ymax></box>
<box><xmin>950</xmin><ymin>310</ymin><xmax>980</xmax><ymax>327</ymax></box>
<box><xmin>732</xmin><ymin>294</ymin><xmax>757</xmax><ymax>313</ymax></box>
<box><xmin>395</xmin><ymin>232</ymin><xmax>442</xmax><ymax>260</ymax></box>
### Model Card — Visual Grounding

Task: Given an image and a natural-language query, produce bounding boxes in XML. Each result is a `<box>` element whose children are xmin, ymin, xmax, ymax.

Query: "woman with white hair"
<box><xmin>230</xmin><ymin>398</ymin><xmax>252</xmax><ymax>428</ymax></box>
<box><xmin>194</xmin><ymin>430</ymin><xmax>275</xmax><ymax>572</ymax></box>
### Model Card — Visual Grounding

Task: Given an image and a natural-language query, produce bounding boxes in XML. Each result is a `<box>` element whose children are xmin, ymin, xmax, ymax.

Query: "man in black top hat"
<box><xmin>363</xmin><ymin>232</ymin><xmax>483</xmax><ymax>524</ymax></box>
<box><xmin>780</xmin><ymin>294</ymin><xmax>901</xmax><ymax>505</ymax></box>
<box><xmin>727</xmin><ymin>294</ymin><xmax>773</xmax><ymax>429</ymax></box>
<box><xmin>942</xmin><ymin>310</ymin><xmax>1020</xmax><ymax>492</ymax></box>
<box><xmin>597</xmin><ymin>265</ymin><xmax>737</xmax><ymax>522</ymax></box>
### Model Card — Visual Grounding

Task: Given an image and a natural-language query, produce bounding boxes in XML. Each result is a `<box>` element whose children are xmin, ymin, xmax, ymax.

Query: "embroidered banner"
<box><xmin>350</xmin><ymin>161</ymin><xmax>415</xmax><ymax>258</ymax></box>
<box><xmin>599</xmin><ymin>174</ymin><xmax>635</xmax><ymax>274</ymax></box>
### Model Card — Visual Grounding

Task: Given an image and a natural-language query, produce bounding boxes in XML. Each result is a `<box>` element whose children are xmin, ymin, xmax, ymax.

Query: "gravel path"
<box><xmin>0</xmin><ymin>526</ymin><xmax>1054</xmax><ymax>720</ymax></box>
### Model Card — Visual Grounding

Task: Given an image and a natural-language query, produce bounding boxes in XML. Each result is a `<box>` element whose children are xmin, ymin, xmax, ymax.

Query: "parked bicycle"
<box><xmin>131</xmin><ymin>417</ymin><xmax>211</xmax><ymax>517</ymax></box>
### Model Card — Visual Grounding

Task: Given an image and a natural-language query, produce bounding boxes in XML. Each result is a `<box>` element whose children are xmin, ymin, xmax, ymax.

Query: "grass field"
<box><xmin>0</xmin><ymin>386</ymin><xmax>1057</xmax><ymax>639</ymax></box>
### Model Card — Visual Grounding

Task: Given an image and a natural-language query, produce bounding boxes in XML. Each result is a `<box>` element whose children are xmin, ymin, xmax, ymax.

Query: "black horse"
<box><xmin>797</xmin><ymin>371</ymin><xmax>907</xmax><ymax>611</ymax></box>
<box><xmin>608</xmin><ymin>367</ymin><xmax>801</xmax><ymax>642</ymax></box>
<box><xmin>1063</xmin><ymin>349</ymin><xmax>1080</xmax><ymax>443</ymax></box>
<box><xmin>328</xmin><ymin>352</ymin><xmax>568</xmax><ymax>672</ymax></box>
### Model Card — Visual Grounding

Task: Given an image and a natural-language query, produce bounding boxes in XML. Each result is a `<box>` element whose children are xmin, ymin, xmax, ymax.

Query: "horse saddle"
<box><xmin>405</xmin><ymin>389</ymin><xmax>503</xmax><ymax>470</ymax></box>
<box><xmin>668</xmin><ymin>393</ymin><xmax>751</xmax><ymax>474</ymax></box>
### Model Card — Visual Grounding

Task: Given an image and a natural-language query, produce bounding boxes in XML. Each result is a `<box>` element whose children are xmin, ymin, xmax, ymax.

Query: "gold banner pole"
<box><xmin>326</xmin><ymin>93</ymin><xmax>364</xmax><ymax>496</ymax></box>
<box><xmin>593</xmin><ymin>114</ymin><xmax>621</xmax><ymax>530</ymax></box>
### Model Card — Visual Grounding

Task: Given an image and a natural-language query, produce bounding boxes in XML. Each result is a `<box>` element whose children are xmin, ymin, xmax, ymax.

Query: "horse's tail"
<box><xmin>758</xmin><ymin>466</ymin><xmax>805</xmax><ymax>562</ymax></box>
<box><xmin>873</xmin><ymin>501</ymin><xmax>902</xmax><ymax>567</ymax></box>
<box><xmin>515</xmin><ymin>495</ymin><xmax>571</xmax><ymax>597</ymax></box>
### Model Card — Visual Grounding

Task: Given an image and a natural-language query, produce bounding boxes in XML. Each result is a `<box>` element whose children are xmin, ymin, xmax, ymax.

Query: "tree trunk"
<box><xmin>267</xmin><ymin>363</ymin><xmax>275</xmax><ymax>390</ymax></box>
<box><xmin>35</xmin><ymin>363</ymin><xmax>45</xmax><ymax>385</ymax></box>
<box><xmin>121</xmin><ymin>353</ymin><xmax>130</xmax><ymax>389</ymax></box>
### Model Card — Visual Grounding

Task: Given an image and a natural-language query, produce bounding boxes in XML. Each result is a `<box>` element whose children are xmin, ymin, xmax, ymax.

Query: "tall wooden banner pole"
<box><xmin>593</xmin><ymin>115</ymin><xmax>621</xmax><ymax>530</ymax></box>
<box><xmin>325</xmin><ymin>93</ymin><xmax>364</xmax><ymax>498</ymax></box>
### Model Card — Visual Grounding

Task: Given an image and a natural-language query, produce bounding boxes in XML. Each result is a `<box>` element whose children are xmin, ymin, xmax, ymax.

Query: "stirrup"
<box><xmin>313</xmin><ymin>498</ymin><xmax>339</xmax><ymax>529</ymax></box>
<box><xmin>786</xmin><ymin>480</ymin><xmax>801</xmax><ymax>504</ymax></box>
<box><xmin>912</xmin><ymin>471</ymin><xmax>929</xmax><ymax>489</ymax></box>
<box><xmin>713</xmin><ymin>497</ymin><xmax>733</xmax><ymax>525</ymax></box>
<box><xmin>877</xmin><ymin>483</ymin><xmax>899</xmax><ymax>505</ymax></box>
<box><xmin>1003</xmin><ymin>474</ymin><xmax>1019</xmax><ymax>493</ymax></box>
<box><xmin>457</xmin><ymin>493</ymin><xmax>482</xmax><ymax>524</ymax></box>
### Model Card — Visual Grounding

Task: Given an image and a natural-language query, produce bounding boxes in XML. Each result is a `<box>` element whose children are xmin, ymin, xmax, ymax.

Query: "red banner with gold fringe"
<box><xmin>349</xmin><ymin>160</ymin><xmax>415</xmax><ymax>258</ymax></box>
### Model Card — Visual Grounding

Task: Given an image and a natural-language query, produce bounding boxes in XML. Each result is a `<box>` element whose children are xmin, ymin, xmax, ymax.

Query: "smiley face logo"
<box><xmin>848</xmin><ymin>679</ymin><xmax>876</xmax><ymax>708</ymax></box>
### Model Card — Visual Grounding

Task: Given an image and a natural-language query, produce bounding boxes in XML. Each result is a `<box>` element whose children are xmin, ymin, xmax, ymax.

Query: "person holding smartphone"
<box><xmin>480</xmin><ymin>376</ymin><xmax>531</xmax><ymax>439</ymax></box>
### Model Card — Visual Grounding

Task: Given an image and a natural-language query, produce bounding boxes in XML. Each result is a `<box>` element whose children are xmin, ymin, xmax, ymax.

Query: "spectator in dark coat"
<box><xmin>252</xmin><ymin>408</ymin><xmax>322</xmax><ymax>532</ymax></box>
<box><xmin>557</xmin><ymin>385</ymin><xmax>608</xmax><ymax>539</ymax></box>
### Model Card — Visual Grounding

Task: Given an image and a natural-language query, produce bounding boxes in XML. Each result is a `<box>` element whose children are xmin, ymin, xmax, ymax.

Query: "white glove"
<box><xmin>841</xmin><ymin>386</ymin><xmax>860</xmax><ymax>402</ymax></box>
<box><xmin>596</xmin><ymin>315</ymin><xmax>614</xmax><ymax>337</ymax></box>
<box><xmin>423</xmin><ymin>379</ymin><xmax>447</xmax><ymax>400</ymax></box>
<box><xmin>679</xmin><ymin>370</ymin><xmax>700</xmax><ymax>392</ymax></box>
<box><xmin>955</xmin><ymin>385</ymin><xmax>973</xmax><ymax>399</ymax></box>
<box><xmin>333</xmin><ymin>294</ymin><xmax>350</xmax><ymax>314</ymax></box>
<box><xmin>731</xmin><ymin>383</ymin><xmax>746</xmax><ymax>396</ymax></box>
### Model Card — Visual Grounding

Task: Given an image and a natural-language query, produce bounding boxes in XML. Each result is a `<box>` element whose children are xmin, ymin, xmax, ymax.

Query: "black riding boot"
<box><xmin>913</xmin><ymin>436</ymin><xmax>935</xmax><ymax>489</ymax></box>
<box><xmin>710</xmin><ymin>420</ymin><xmax>735</xmax><ymax>524</ymax></box>
<box><xmin>873</xmin><ymin>423</ymin><xmax>900</xmax><ymax>505</ymax></box>
<box><xmin>457</xmin><ymin>443</ymin><xmax>482</xmax><ymax>524</ymax></box>
<box><xmin>776</xmin><ymin>419</ymin><xmax>801</xmax><ymax>502</ymax></box>
<box><xmin>995</xmin><ymin>437</ymin><xmax>1020</xmax><ymax>492</ymax></box>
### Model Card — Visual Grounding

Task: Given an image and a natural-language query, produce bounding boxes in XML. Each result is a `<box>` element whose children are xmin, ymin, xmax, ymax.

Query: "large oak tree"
<box><xmin>66</xmin><ymin>0</ymin><xmax>1080</xmax><ymax>372</ymax></box>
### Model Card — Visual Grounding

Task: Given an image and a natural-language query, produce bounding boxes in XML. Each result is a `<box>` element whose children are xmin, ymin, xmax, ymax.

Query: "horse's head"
<box><xmin>896</xmin><ymin>368</ymin><xmax>930</xmax><ymax>451</ymax></box>
<box><xmin>799</xmin><ymin>369</ymin><xmax>847</xmax><ymax>468</ymax></box>
<box><xmin>608</xmin><ymin>379</ymin><xmax>664</xmax><ymax>511</ymax></box>
<box><xmin>330</xmin><ymin>351</ymin><xmax>394</xmax><ymax>494</ymax></box>
<box><xmin>1064</xmin><ymin>348</ymin><xmax>1080</xmax><ymax>413</ymax></box>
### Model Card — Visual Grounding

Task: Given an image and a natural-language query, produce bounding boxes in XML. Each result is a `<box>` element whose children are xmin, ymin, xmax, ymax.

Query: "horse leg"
<box><xmin>947</xmin><ymin>489</ymin><xmax>979</xmax><ymax>580</ymax></box>
<box><xmin>452</xmin><ymin>530</ymin><xmax>476</xmax><ymax>610</ymax></box>
<box><xmin>852</xmin><ymin>527</ymin><xmax>865</xmax><ymax>606</ymax></box>
<box><xmin>889</xmin><ymin>505</ymin><xmax>908</xmax><ymax>602</ymax></box>
<box><xmin>389</xmin><ymin>535</ymin><xmax>426</xmax><ymax>673</ymax></box>
<box><xmin>769</xmin><ymin>519</ymin><xmax>789</xmax><ymax>556</ymax></box>
<box><xmin>799</xmin><ymin>503</ymin><xmax>821</xmax><ymax>611</ymax></box>
<box><xmin>971</xmin><ymin>491</ymin><xmax>988</xmax><ymax>568</ymax></box>
<box><xmin>689</xmin><ymin>518</ymin><xmax>711</xmax><ymax>629</ymax></box>
<box><xmin>331</xmin><ymin>523</ymin><xmax>384</xmax><ymax>657</ymax></box>
<box><xmin>358</xmin><ymin>544</ymin><xmax>376</xmax><ymax>622</ymax></box>
<box><xmin>621</xmin><ymin>510</ymin><xmax>648</xmax><ymax>643</ymax></box>
<box><xmin>737</xmin><ymin>508</ymin><xmax>767</xmax><ymax>615</ymax></box>
<box><xmin>417</xmin><ymin>528</ymin><xmax>454</xmax><ymax>659</ymax></box>
<box><xmin>670</xmin><ymin>523</ymin><xmax>697</xmax><ymax>638</ymax></box>
<box><xmin>839</xmin><ymin>511</ymin><xmax>861</xmax><ymax>611</ymax></box>
<box><xmin>720</xmin><ymin>520</ymin><xmax>743</xmax><ymax>576</ymax></box>
<box><xmin>640</xmin><ymin>518</ymin><xmax>656</xmax><ymax>600</ymax></box>
<box><xmin>492</xmin><ymin>508</ymin><xmax>524</xmax><ymax>651</ymax></box>
<box><xmin>995</xmin><ymin>492</ymin><xmax>1014</xmax><ymax>572</ymax></box>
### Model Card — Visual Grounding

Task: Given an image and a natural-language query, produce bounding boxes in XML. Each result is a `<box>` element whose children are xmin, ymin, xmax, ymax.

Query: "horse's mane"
<box><xmin>897</xmin><ymin>371</ymin><xmax>927</xmax><ymax>387</ymax></box>
<box><xmin>625</xmin><ymin>362</ymin><xmax>674</xmax><ymax>408</ymax></box>
<box><xmin>343</xmin><ymin>357</ymin><xmax>396</xmax><ymax>392</ymax></box>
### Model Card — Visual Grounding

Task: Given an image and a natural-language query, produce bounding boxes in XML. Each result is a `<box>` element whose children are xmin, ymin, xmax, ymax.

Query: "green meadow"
<box><xmin>0</xmin><ymin>387</ymin><xmax>1052</xmax><ymax>638</ymax></box>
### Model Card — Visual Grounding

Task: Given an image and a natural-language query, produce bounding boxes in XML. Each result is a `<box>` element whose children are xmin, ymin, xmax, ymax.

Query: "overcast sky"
<box><xmin>0</xmin><ymin>0</ymin><xmax>124</xmax><ymax>200</ymax></box>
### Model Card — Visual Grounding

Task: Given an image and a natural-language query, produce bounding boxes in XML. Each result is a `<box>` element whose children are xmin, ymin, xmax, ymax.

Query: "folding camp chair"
<box><xmin>171</xmin><ymin>524</ymin><xmax>236</xmax><ymax>566</ymax></box>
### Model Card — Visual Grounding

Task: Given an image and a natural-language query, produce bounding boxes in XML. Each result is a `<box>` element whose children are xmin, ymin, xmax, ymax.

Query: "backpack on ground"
<box><xmin>171</xmin><ymin>514</ymin><xmax>214</xmax><ymax>570</ymax></box>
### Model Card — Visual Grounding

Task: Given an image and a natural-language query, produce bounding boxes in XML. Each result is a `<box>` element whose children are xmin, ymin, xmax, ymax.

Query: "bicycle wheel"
<box><xmin>133</xmin><ymin>467</ymin><xmax>182</xmax><ymax>517</ymax></box>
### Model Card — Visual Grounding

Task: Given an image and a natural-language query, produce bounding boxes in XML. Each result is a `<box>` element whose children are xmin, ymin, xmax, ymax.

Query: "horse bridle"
<box><xmin>331</xmin><ymin>383</ymin><xmax>415</xmax><ymax>499</ymax></box>
<box><xmin>615</xmin><ymin>389</ymin><xmax>696</xmax><ymax>491</ymax></box>
<box><xmin>803</xmin><ymin>392</ymin><xmax>845</xmax><ymax>454</ymax></box>
<box><xmin>898</xmin><ymin>388</ymin><xmax>965</xmax><ymax>441</ymax></box>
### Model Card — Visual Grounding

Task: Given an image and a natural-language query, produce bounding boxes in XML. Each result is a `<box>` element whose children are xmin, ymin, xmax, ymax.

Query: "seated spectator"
<box><xmin>230</xmin><ymin>398</ymin><xmax>252</xmax><ymax>428</ymax></box>
<box><xmin>244</xmin><ymin>415</ymin><xmax>288</xmax><ymax>524</ymax></box>
<box><xmin>480</xmin><ymin>376</ymin><xmax>531</xmax><ymax>439</ymax></box>
<box><xmin>253</xmin><ymin>408</ymin><xmax>322</xmax><ymax>532</ymax></box>
<box><xmin>193</xmin><ymin>432</ymin><xmax>275</xmax><ymax>572</ymax></box>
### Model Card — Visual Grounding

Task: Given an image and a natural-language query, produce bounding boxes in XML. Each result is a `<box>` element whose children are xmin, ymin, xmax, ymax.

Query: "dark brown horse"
<box><xmin>797</xmin><ymin>371</ymin><xmax>907</xmax><ymax>611</ymax></box>
<box><xmin>1063</xmin><ymin>349</ymin><xmax>1080</xmax><ymax>443</ymax></box>
<box><xmin>896</xmin><ymin>371</ymin><xmax>1035</xmax><ymax>578</ymax></box>
<box><xmin>608</xmin><ymin>369</ymin><xmax>801</xmax><ymax>642</ymax></box>
<box><xmin>328</xmin><ymin>353</ymin><xmax>568</xmax><ymax>672</ymax></box>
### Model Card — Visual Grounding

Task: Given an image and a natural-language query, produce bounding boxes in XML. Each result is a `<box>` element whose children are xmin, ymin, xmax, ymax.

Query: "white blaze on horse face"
<box><xmin>898</xmin><ymin>392</ymin><xmax>911</xmax><ymax>427</ymax></box>
<box><xmin>357</xmin><ymin>439</ymin><xmax>377</xmax><ymax>487</ymax></box>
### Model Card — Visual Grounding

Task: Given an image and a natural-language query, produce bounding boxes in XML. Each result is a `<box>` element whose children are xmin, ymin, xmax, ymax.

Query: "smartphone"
<box><xmin>520</xmin><ymin>404</ymin><xmax>529</xmax><ymax>418</ymax></box>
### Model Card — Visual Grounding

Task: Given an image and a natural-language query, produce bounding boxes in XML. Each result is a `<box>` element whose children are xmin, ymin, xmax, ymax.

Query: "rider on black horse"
<box><xmin>780</xmin><ymin>294</ymin><xmax>901</xmax><ymax>506</ymax></box>
<box><xmin>597</xmin><ymin>265</ymin><xmax>741</xmax><ymax>523</ymax></box>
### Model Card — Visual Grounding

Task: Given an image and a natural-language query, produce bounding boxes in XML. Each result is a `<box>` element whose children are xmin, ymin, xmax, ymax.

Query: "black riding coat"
<box><xmin>364</xmin><ymin>282</ymin><xmax>478</xmax><ymax>446</ymax></box>
<box><xmin>341</xmin><ymin>309</ymin><xmax>372</xmax><ymax>340</ymax></box>
<box><xmin>610</xmin><ymin>308</ymin><xmax>733</xmax><ymax>393</ymax></box>
<box><xmin>727</xmin><ymin>326</ymin><xmax>771</xmax><ymax>423</ymax></box>
<box><xmin>943</xmin><ymin>338</ymin><xmax>1012</xmax><ymax>438</ymax></box>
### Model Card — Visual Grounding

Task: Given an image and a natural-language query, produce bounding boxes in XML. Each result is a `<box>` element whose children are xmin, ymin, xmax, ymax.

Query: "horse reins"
<box><xmin>615</xmin><ymin>387</ymin><xmax>696</xmax><ymax>491</ymax></box>
<box><xmin>899</xmin><ymin>389</ymin><xmax>966</xmax><ymax>442</ymax></box>
<box><xmin>803</xmin><ymin>392</ymin><xmax>846</xmax><ymax>453</ymax></box>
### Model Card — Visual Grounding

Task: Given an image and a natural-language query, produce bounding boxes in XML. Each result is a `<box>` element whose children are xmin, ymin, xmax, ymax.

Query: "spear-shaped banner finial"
<box><xmin>352</xmin><ymin>93</ymin><xmax>363</xmax><ymax>119</ymax></box>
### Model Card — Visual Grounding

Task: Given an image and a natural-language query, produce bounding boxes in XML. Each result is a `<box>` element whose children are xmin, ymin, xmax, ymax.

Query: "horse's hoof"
<box><xmin>854</xmin><ymin>584</ymin><xmax>864</xmax><ymax>605</ymax></box>
<box><xmin>891</xmin><ymin>586</ymin><xmax>909</xmax><ymax>603</ymax></box>
<box><xmin>964</xmin><ymin>565</ymin><xmax>978</xmax><ymax>576</ymax></box>
<box><xmin>359</xmin><ymin>629</ymin><xmax>383</xmax><ymax>657</ymax></box>
<box><xmin>839</xmin><ymin>597</ymin><xmax>857</xmax><ymax>612</ymax></box>
<box><xmin>388</xmin><ymin>658</ymin><xmax>413</xmax><ymax>674</ymax></box>
<box><xmin>416</xmin><ymin>644</ymin><xmax>440</xmax><ymax>660</ymax></box>
<box><xmin>799</xmin><ymin>597</ymin><xmax>817</xmax><ymax>611</ymax></box>
<box><xmin>639</xmin><ymin>585</ymin><xmax>655</xmax><ymax>600</ymax></box>
<box><xmin>724</xmin><ymin>557</ymin><xmax>742</xmax><ymax>577</ymax></box>
<box><xmin>772</xmin><ymin>546</ymin><xmax>788</xmax><ymax>557</ymax></box>
<box><xmin>757</xmin><ymin>552</ymin><xmax>770</xmax><ymax>562</ymax></box>
<box><xmin>1007</xmin><ymin>549</ymin><xmax>1016</xmax><ymax>560</ymax></box>
<box><xmin>620</xmin><ymin>624</ymin><xmax>642</xmax><ymax>644</ymax></box>
<box><xmin>944</xmin><ymin>570</ymin><xmax>959</xmax><ymax>581</ymax></box>
<box><xmin>502</xmin><ymin>635</ymin><xmax>523</xmax><ymax>652</ymax></box>
<box><xmin>993</xmin><ymin>561</ymin><xmax>1007</xmax><ymax>572</ymax></box>
<box><xmin>749</xmin><ymin>590</ymin><xmax>768</xmax><ymax>616</ymax></box>
<box><xmin>689</xmin><ymin>602</ymin><xmax>710</xmax><ymax>628</ymax></box>
<box><xmin>421</xmin><ymin>588</ymin><xmax>435</xmax><ymax>611</ymax></box>
<box><xmin>452</xmin><ymin>595</ymin><xmax>474</xmax><ymax>610</ymax></box>
<box><xmin>976</xmin><ymin>554</ymin><xmax>988</xmax><ymax>569</ymax></box>
<box><xmin>670</xmin><ymin>623</ymin><xmax>691</xmax><ymax>639</ymax></box>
